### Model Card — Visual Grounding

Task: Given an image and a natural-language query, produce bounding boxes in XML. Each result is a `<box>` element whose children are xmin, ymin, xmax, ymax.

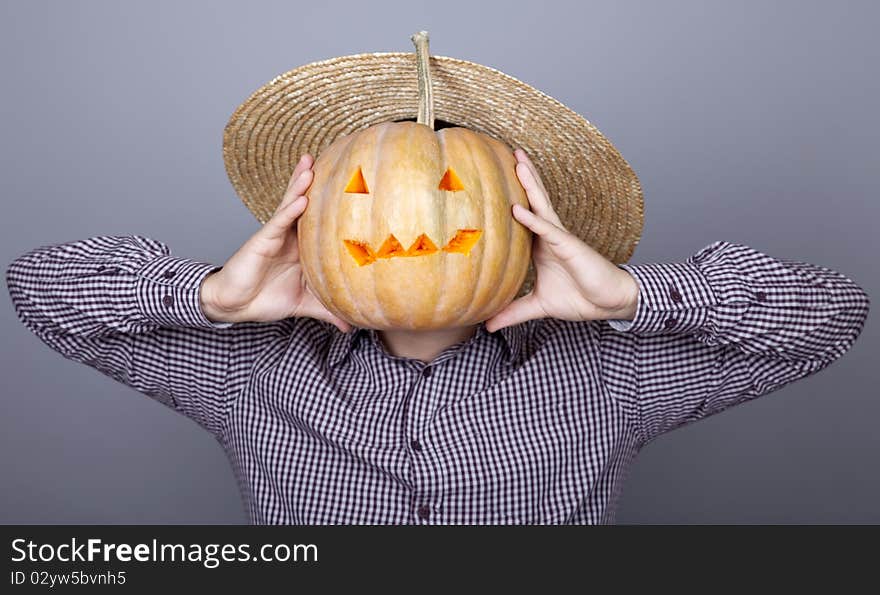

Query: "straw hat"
<box><xmin>222</xmin><ymin>32</ymin><xmax>643</xmax><ymax>297</ymax></box>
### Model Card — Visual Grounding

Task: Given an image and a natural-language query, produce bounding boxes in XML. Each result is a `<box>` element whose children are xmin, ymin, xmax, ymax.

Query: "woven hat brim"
<box><xmin>223</xmin><ymin>52</ymin><xmax>644</xmax><ymax>297</ymax></box>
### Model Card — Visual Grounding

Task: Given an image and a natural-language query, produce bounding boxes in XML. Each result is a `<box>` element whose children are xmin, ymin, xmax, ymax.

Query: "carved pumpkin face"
<box><xmin>339</xmin><ymin>164</ymin><xmax>483</xmax><ymax>265</ymax></box>
<box><xmin>297</xmin><ymin>120</ymin><xmax>532</xmax><ymax>330</ymax></box>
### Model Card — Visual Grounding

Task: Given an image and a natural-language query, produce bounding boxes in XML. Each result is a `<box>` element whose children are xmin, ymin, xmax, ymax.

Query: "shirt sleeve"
<box><xmin>5</xmin><ymin>235</ymin><xmax>301</xmax><ymax>437</ymax></box>
<box><xmin>596</xmin><ymin>241</ymin><xmax>870</xmax><ymax>445</ymax></box>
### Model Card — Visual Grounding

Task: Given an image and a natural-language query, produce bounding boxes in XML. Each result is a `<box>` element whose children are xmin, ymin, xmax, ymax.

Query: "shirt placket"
<box><xmin>363</xmin><ymin>328</ymin><xmax>485</xmax><ymax>524</ymax></box>
<box><xmin>403</xmin><ymin>361</ymin><xmax>440</xmax><ymax>524</ymax></box>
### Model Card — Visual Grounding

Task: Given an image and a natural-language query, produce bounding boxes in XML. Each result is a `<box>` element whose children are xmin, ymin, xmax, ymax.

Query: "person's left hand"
<box><xmin>484</xmin><ymin>148</ymin><xmax>640</xmax><ymax>333</ymax></box>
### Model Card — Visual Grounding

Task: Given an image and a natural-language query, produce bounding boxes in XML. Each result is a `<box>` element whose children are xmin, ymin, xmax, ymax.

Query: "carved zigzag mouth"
<box><xmin>343</xmin><ymin>229</ymin><xmax>482</xmax><ymax>266</ymax></box>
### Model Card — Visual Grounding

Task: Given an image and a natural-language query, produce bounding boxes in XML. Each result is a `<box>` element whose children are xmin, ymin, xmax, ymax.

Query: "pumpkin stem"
<box><xmin>411</xmin><ymin>30</ymin><xmax>434</xmax><ymax>130</ymax></box>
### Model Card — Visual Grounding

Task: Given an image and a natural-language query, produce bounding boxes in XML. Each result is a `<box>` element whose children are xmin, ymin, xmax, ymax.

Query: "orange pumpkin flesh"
<box><xmin>342</xmin><ymin>239</ymin><xmax>375</xmax><ymax>266</ymax></box>
<box><xmin>298</xmin><ymin>120</ymin><xmax>532</xmax><ymax>330</ymax></box>
<box><xmin>438</xmin><ymin>167</ymin><xmax>465</xmax><ymax>192</ymax></box>
<box><xmin>443</xmin><ymin>229</ymin><xmax>482</xmax><ymax>254</ymax></box>
<box><xmin>344</xmin><ymin>166</ymin><xmax>370</xmax><ymax>194</ymax></box>
<box><xmin>377</xmin><ymin>235</ymin><xmax>406</xmax><ymax>258</ymax></box>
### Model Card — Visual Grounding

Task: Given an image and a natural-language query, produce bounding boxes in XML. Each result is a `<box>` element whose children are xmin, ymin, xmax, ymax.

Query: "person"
<box><xmin>5</xmin><ymin>148</ymin><xmax>870</xmax><ymax>524</ymax></box>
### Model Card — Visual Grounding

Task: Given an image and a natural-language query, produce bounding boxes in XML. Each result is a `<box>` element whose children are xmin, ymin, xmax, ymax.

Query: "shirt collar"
<box><xmin>326</xmin><ymin>320</ymin><xmax>527</xmax><ymax>368</ymax></box>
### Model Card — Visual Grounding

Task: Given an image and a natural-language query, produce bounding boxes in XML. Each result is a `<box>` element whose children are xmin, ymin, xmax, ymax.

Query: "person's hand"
<box><xmin>200</xmin><ymin>154</ymin><xmax>352</xmax><ymax>332</ymax></box>
<box><xmin>484</xmin><ymin>148</ymin><xmax>640</xmax><ymax>333</ymax></box>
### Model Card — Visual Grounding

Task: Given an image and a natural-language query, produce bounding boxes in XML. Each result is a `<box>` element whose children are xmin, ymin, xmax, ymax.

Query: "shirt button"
<box><xmin>162</xmin><ymin>295</ymin><xmax>174</xmax><ymax>308</ymax></box>
<box><xmin>410</xmin><ymin>440</ymin><xmax>422</xmax><ymax>452</ymax></box>
<box><xmin>422</xmin><ymin>366</ymin><xmax>433</xmax><ymax>378</ymax></box>
<box><xmin>163</xmin><ymin>269</ymin><xmax>177</xmax><ymax>279</ymax></box>
<box><xmin>664</xmin><ymin>317</ymin><xmax>677</xmax><ymax>329</ymax></box>
<box><xmin>417</xmin><ymin>505</ymin><xmax>431</xmax><ymax>520</ymax></box>
<box><xmin>756</xmin><ymin>291</ymin><xmax>767</xmax><ymax>302</ymax></box>
<box><xmin>670</xmin><ymin>289</ymin><xmax>682</xmax><ymax>303</ymax></box>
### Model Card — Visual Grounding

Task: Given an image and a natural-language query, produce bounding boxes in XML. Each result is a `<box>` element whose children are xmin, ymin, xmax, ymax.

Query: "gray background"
<box><xmin>1</xmin><ymin>0</ymin><xmax>876</xmax><ymax>524</ymax></box>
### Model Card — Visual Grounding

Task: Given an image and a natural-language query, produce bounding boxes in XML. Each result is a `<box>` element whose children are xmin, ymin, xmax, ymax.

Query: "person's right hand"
<box><xmin>200</xmin><ymin>154</ymin><xmax>353</xmax><ymax>332</ymax></box>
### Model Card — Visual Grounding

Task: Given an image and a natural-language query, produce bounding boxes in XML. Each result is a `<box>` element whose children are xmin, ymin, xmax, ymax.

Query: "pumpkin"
<box><xmin>297</xmin><ymin>33</ymin><xmax>532</xmax><ymax>330</ymax></box>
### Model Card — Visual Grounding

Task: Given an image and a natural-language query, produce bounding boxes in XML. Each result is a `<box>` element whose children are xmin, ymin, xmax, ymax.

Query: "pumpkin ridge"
<box><xmin>482</xmin><ymin>140</ymin><xmax>516</xmax><ymax>318</ymax></box>
<box><xmin>458</xmin><ymin>131</ymin><xmax>488</xmax><ymax>322</ymax></box>
<box><xmin>310</xmin><ymin>133</ymin><xmax>346</xmax><ymax>317</ymax></box>
<box><xmin>301</xmin><ymin>129</ymin><xmax>357</xmax><ymax>316</ymax></box>
<box><xmin>368</xmin><ymin>122</ymin><xmax>394</xmax><ymax>327</ymax></box>
<box><xmin>333</xmin><ymin>129</ymin><xmax>375</xmax><ymax>325</ymax></box>
<box><xmin>433</xmin><ymin>128</ymin><xmax>450</xmax><ymax>322</ymax></box>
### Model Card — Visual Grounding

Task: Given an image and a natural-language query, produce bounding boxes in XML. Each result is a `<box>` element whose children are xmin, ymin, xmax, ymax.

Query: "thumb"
<box><xmin>296</xmin><ymin>289</ymin><xmax>353</xmax><ymax>333</ymax></box>
<box><xmin>484</xmin><ymin>292</ymin><xmax>546</xmax><ymax>332</ymax></box>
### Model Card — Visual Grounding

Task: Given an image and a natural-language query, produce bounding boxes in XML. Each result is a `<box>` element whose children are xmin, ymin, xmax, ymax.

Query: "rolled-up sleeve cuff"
<box><xmin>135</xmin><ymin>254</ymin><xmax>234</xmax><ymax>329</ymax></box>
<box><xmin>606</xmin><ymin>261</ymin><xmax>717</xmax><ymax>335</ymax></box>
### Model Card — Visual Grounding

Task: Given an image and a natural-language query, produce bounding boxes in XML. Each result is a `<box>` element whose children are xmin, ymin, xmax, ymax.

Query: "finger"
<box><xmin>514</xmin><ymin>149</ymin><xmax>563</xmax><ymax>228</ymax></box>
<box><xmin>511</xmin><ymin>203</ymin><xmax>567</xmax><ymax>249</ymax></box>
<box><xmin>286</xmin><ymin>167</ymin><xmax>314</xmax><ymax>200</ymax></box>
<box><xmin>515</xmin><ymin>161</ymin><xmax>564</xmax><ymax>228</ymax></box>
<box><xmin>514</xmin><ymin>149</ymin><xmax>544</xmax><ymax>188</ymax></box>
<box><xmin>263</xmin><ymin>195</ymin><xmax>308</xmax><ymax>240</ymax></box>
<box><xmin>287</xmin><ymin>154</ymin><xmax>314</xmax><ymax>190</ymax></box>
<box><xmin>272</xmin><ymin>191</ymin><xmax>296</xmax><ymax>218</ymax></box>
<box><xmin>514</xmin><ymin>148</ymin><xmax>553</xmax><ymax>205</ymax></box>
<box><xmin>484</xmin><ymin>292</ymin><xmax>546</xmax><ymax>332</ymax></box>
<box><xmin>273</xmin><ymin>158</ymin><xmax>314</xmax><ymax>216</ymax></box>
<box><xmin>272</xmin><ymin>168</ymin><xmax>313</xmax><ymax>217</ymax></box>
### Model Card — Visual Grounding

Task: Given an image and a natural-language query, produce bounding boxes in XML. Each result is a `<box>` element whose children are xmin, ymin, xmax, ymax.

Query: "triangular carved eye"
<box><xmin>438</xmin><ymin>167</ymin><xmax>465</xmax><ymax>192</ymax></box>
<box><xmin>344</xmin><ymin>166</ymin><xmax>369</xmax><ymax>193</ymax></box>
